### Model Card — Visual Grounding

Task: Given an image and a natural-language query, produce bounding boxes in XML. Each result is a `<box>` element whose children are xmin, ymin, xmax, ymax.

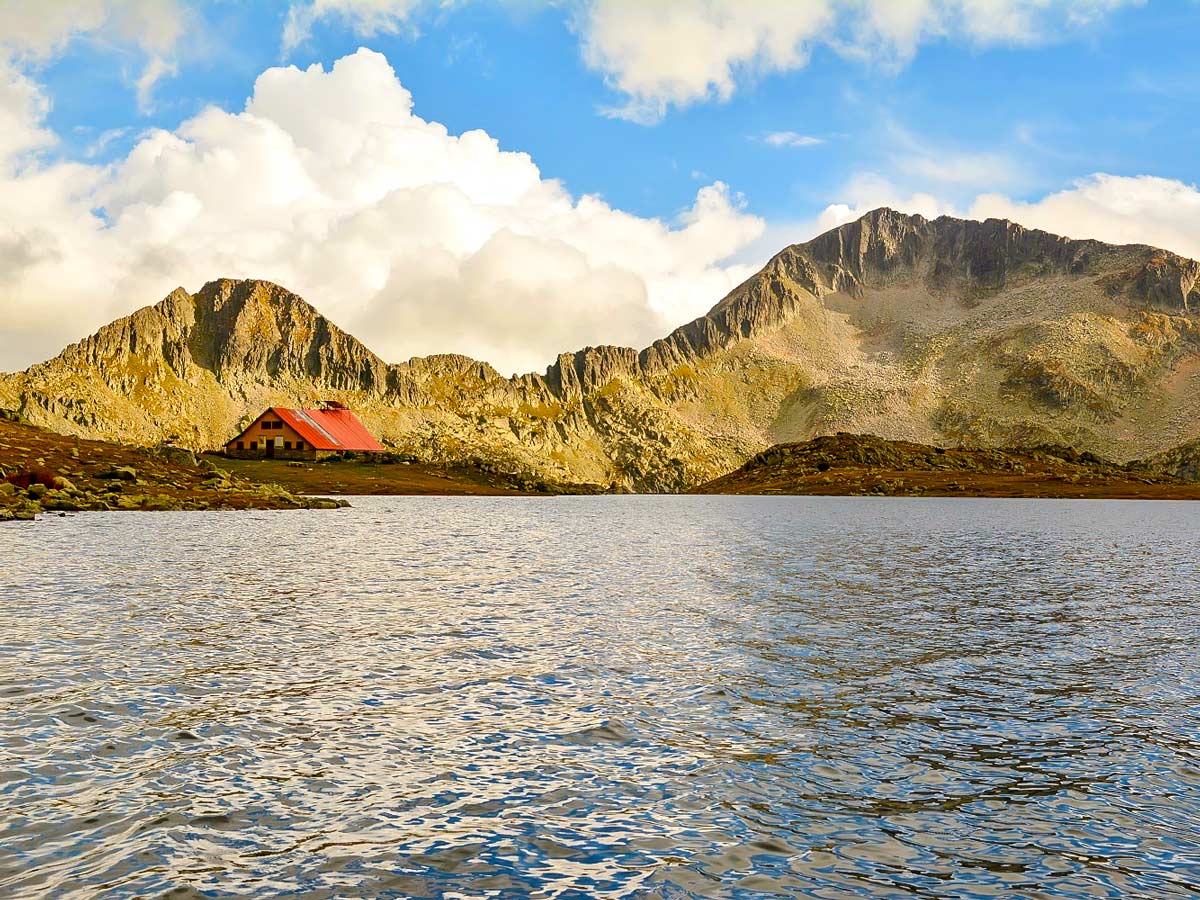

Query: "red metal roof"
<box><xmin>273</xmin><ymin>407</ymin><xmax>385</xmax><ymax>452</ymax></box>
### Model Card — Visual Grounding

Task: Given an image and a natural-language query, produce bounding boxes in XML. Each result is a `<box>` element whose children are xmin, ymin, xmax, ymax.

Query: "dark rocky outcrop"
<box><xmin>694</xmin><ymin>432</ymin><xmax>1200</xmax><ymax>498</ymax></box>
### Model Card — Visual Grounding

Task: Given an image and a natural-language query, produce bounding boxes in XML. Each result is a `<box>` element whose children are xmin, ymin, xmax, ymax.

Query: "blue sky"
<box><xmin>2</xmin><ymin>1</ymin><xmax>1199</xmax><ymax>373</ymax></box>
<box><xmin>40</xmin><ymin>1</ymin><xmax>1198</xmax><ymax>221</ymax></box>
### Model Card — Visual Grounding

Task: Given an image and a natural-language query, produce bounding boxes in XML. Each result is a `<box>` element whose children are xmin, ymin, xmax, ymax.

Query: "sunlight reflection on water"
<box><xmin>2</xmin><ymin>496</ymin><xmax>1199</xmax><ymax>898</ymax></box>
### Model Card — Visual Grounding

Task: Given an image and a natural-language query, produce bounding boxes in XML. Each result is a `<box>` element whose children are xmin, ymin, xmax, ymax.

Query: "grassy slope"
<box><xmin>210</xmin><ymin>454</ymin><xmax>548</xmax><ymax>496</ymax></box>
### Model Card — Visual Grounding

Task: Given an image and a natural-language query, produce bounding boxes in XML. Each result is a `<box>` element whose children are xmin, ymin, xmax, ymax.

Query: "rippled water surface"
<box><xmin>3</xmin><ymin>496</ymin><xmax>1200</xmax><ymax>898</ymax></box>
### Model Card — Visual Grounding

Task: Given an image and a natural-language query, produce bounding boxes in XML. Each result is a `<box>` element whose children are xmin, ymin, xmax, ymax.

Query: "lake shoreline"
<box><xmin>5</xmin><ymin>419</ymin><xmax>1199</xmax><ymax>522</ymax></box>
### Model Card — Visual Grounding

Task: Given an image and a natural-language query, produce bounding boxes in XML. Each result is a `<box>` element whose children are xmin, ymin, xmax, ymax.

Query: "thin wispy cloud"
<box><xmin>282</xmin><ymin>0</ymin><xmax>428</xmax><ymax>52</ymax></box>
<box><xmin>760</xmin><ymin>131</ymin><xmax>825</xmax><ymax>148</ymax></box>
<box><xmin>82</xmin><ymin>126</ymin><xmax>131</xmax><ymax>158</ymax></box>
<box><xmin>134</xmin><ymin>55</ymin><xmax>177</xmax><ymax>114</ymax></box>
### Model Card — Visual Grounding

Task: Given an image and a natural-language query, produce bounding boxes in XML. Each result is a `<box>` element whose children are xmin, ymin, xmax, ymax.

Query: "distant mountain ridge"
<box><xmin>3</xmin><ymin>208</ymin><xmax>1198</xmax><ymax>490</ymax></box>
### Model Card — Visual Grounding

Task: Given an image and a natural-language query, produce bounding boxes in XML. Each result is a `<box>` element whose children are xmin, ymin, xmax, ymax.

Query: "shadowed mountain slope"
<box><xmin>3</xmin><ymin>208</ymin><xmax>1198</xmax><ymax>490</ymax></box>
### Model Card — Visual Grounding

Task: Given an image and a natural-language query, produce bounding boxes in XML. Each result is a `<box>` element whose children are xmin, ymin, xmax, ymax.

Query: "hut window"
<box><xmin>250</xmin><ymin>441</ymin><xmax>257</xmax><ymax>450</ymax></box>
<box><xmin>284</xmin><ymin>441</ymin><xmax>292</xmax><ymax>450</ymax></box>
<box><xmin>296</xmin><ymin>441</ymin><xmax>304</xmax><ymax>450</ymax></box>
<box><xmin>236</xmin><ymin>441</ymin><xmax>244</xmax><ymax>450</ymax></box>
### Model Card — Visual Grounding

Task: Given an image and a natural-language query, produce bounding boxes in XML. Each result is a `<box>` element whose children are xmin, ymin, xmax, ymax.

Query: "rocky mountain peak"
<box><xmin>154</xmin><ymin>286</ymin><xmax>195</xmax><ymax>323</ymax></box>
<box><xmin>793</xmin><ymin>208</ymin><xmax>1200</xmax><ymax>313</ymax></box>
<box><xmin>793</xmin><ymin>208</ymin><xmax>1096</xmax><ymax>295</ymax></box>
<box><xmin>639</xmin><ymin>208</ymin><xmax>1200</xmax><ymax>377</ymax></box>
<box><xmin>23</xmin><ymin>277</ymin><xmax>391</xmax><ymax>399</ymax></box>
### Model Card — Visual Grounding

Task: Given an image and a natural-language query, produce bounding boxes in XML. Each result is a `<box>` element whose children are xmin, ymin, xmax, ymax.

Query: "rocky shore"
<box><xmin>0</xmin><ymin>413</ymin><xmax>349</xmax><ymax>521</ymax></box>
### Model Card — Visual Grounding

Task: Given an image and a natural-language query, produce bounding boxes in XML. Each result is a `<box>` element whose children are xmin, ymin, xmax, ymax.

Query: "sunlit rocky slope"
<box><xmin>3</xmin><ymin>208</ymin><xmax>1198</xmax><ymax>490</ymax></box>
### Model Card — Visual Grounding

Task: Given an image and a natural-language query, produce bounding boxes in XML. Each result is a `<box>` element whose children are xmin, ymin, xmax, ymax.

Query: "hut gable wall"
<box><xmin>225</xmin><ymin>410</ymin><xmax>314</xmax><ymax>455</ymax></box>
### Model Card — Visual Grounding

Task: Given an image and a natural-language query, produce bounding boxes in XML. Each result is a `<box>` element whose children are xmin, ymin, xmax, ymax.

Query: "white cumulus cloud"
<box><xmin>579</xmin><ymin>0</ymin><xmax>834</xmax><ymax>124</ymax></box>
<box><xmin>0</xmin><ymin>0</ymin><xmax>184</xmax><ymax>59</ymax></box>
<box><xmin>577</xmin><ymin>0</ymin><xmax>1141</xmax><ymax>122</ymax></box>
<box><xmin>841</xmin><ymin>0</ymin><xmax>1139</xmax><ymax>63</ymax></box>
<box><xmin>808</xmin><ymin>171</ymin><xmax>1200</xmax><ymax>261</ymax></box>
<box><xmin>0</xmin><ymin>48</ymin><xmax>765</xmax><ymax>375</ymax></box>
<box><xmin>0</xmin><ymin>61</ymin><xmax>54</xmax><ymax>160</ymax></box>
<box><xmin>0</xmin><ymin>0</ymin><xmax>186</xmax><ymax>111</ymax></box>
<box><xmin>969</xmin><ymin>174</ymin><xmax>1200</xmax><ymax>259</ymax></box>
<box><xmin>733</xmin><ymin>169</ymin><xmax>1200</xmax><ymax>274</ymax></box>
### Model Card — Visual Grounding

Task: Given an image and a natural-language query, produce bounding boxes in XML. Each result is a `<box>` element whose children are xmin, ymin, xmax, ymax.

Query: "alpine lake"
<box><xmin>2</xmin><ymin>495</ymin><xmax>1198</xmax><ymax>898</ymax></box>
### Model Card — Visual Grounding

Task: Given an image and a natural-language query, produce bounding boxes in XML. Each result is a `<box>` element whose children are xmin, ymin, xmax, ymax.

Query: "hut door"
<box><xmin>265</xmin><ymin>438</ymin><xmax>275</xmax><ymax>458</ymax></box>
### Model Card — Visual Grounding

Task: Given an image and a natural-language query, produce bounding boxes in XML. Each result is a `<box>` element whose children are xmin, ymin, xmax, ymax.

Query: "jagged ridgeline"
<box><xmin>2</xmin><ymin>208</ymin><xmax>1198</xmax><ymax>491</ymax></box>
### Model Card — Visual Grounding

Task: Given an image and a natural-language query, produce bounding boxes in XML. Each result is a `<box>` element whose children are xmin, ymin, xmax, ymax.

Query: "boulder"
<box><xmin>42</xmin><ymin>493</ymin><xmax>84</xmax><ymax>512</ymax></box>
<box><xmin>154</xmin><ymin>446</ymin><xmax>198</xmax><ymax>467</ymax></box>
<box><xmin>145</xmin><ymin>496</ymin><xmax>184</xmax><ymax>511</ymax></box>
<box><xmin>1</xmin><ymin>503</ymin><xmax>38</xmax><ymax>521</ymax></box>
<box><xmin>100</xmin><ymin>466</ymin><xmax>138</xmax><ymax>481</ymax></box>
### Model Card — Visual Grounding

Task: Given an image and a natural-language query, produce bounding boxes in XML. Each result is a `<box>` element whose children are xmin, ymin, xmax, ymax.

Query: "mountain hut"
<box><xmin>224</xmin><ymin>401</ymin><xmax>384</xmax><ymax>460</ymax></box>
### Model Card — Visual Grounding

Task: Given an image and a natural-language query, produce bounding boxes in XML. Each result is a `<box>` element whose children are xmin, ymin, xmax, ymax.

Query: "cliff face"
<box><xmin>4</xmin><ymin>209</ymin><xmax>1199</xmax><ymax>490</ymax></box>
